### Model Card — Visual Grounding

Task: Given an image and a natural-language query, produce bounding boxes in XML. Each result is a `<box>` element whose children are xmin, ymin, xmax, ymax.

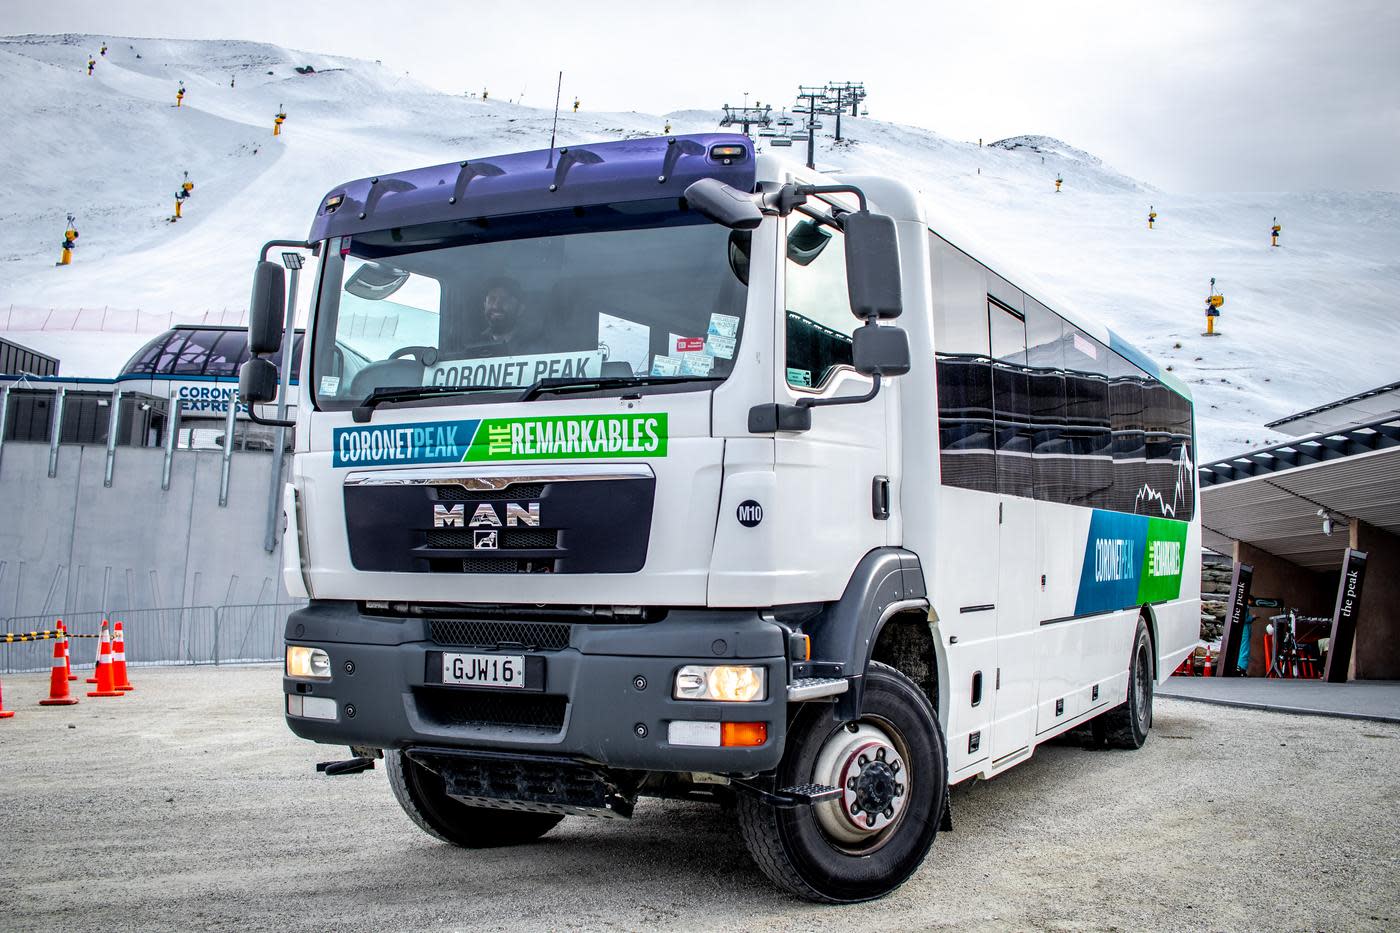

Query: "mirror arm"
<box><xmin>245</xmin><ymin>402</ymin><xmax>295</xmax><ymax>428</ymax></box>
<box><xmin>260</xmin><ymin>239</ymin><xmax>312</xmax><ymax>262</ymax></box>
<box><xmin>797</xmin><ymin>373</ymin><xmax>882</xmax><ymax>410</ymax></box>
<box><xmin>763</xmin><ymin>183</ymin><xmax>869</xmax><ymax>217</ymax></box>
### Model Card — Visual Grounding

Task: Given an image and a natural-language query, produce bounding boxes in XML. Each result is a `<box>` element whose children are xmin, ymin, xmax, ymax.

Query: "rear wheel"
<box><xmin>737</xmin><ymin>662</ymin><xmax>947</xmax><ymax>903</ymax></box>
<box><xmin>385</xmin><ymin>750</ymin><xmax>564</xmax><ymax>848</ymax></box>
<box><xmin>1092</xmin><ymin>616</ymin><xmax>1154</xmax><ymax>749</ymax></box>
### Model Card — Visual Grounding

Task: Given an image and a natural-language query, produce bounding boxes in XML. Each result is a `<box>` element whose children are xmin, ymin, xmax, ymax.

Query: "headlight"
<box><xmin>286</xmin><ymin>646</ymin><xmax>331</xmax><ymax>680</ymax></box>
<box><xmin>673</xmin><ymin>664</ymin><xmax>766</xmax><ymax>702</ymax></box>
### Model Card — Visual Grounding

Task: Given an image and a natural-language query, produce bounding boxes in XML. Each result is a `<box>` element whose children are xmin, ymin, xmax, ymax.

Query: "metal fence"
<box><xmin>1</xmin><ymin>603</ymin><xmax>305</xmax><ymax>674</ymax></box>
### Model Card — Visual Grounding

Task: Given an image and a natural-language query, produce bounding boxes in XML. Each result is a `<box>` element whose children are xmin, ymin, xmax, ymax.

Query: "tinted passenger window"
<box><xmin>785</xmin><ymin>217</ymin><xmax>853</xmax><ymax>389</ymax></box>
<box><xmin>933</xmin><ymin>248</ymin><xmax>996</xmax><ymax>493</ymax></box>
<box><xmin>989</xmin><ymin>301</ymin><xmax>1032</xmax><ymax>498</ymax></box>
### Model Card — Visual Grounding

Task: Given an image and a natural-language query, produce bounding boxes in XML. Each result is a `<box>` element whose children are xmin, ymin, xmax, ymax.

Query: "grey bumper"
<box><xmin>282</xmin><ymin>601</ymin><xmax>789</xmax><ymax>773</ymax></box>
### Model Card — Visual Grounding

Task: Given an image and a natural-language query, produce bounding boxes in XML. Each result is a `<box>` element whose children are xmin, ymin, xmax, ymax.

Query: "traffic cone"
<box><xmin>87</xmin><ymin>624</ymin><xmax>123</xmax><ymax>698</ymax></box>
<box><xmin>0</xmin><ymin>677</ymin><xmax>13</xmax><ymax>718</ymax></box>
<box><xmin>112</xmin><ymin>620</ymin><xmax>134</xmax><ymax>691</ymax></box>
<box><xmin>39</xmin><ymin>634</ymin><xmax>79</xmax><ymax>706</ymax></box>
<box><xmin>58</xmin><ymin>619</ymin><xmax>77</xmax><ymax>680</ymax></box>
<box><xmin>1203</xmin><ymin>655</ymin><xmax>1213</xmax><ymax>677</ymax></box>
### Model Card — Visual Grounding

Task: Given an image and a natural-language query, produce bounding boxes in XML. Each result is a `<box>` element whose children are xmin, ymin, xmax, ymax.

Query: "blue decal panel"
<box><xmin>1075</xmin><ymin>510</ymin><xmax>1149</xmax><ymax>615</ymax></box>
<box><xmin>333</xmin><ymin>419</ymin><xmax>480</xmax><ymax>468</ymax></box>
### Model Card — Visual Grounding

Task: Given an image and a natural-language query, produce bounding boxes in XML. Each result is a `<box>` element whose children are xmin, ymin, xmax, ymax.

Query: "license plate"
<box><xmin>442</xmin><ymin>652</ymin><xmax>527</xmax><ymax>689</ymax></box>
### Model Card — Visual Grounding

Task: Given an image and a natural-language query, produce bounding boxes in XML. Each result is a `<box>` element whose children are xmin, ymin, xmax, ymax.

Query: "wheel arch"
<box><xmin>1138</xmin><ymin>603</ymin><xmax>1160</xmax><ymax>681</ymax></box>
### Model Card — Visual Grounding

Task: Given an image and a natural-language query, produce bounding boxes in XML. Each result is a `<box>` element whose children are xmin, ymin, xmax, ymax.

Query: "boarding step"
<box><xmin>777</xmin><ymin>783</ymin><xmax>842</xmax><ymax>804</ymax></box>
<box><xmin>787</xmin><ymin>677</ymin><xmax>849</xmax><ymax>702</ymax></box>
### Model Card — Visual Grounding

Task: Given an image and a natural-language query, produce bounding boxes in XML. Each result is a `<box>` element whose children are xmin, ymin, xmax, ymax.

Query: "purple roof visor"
<box><xmin>308</xmin><ymin>134</ymin><xmax>757</xmax><ymax>242</ymax></box>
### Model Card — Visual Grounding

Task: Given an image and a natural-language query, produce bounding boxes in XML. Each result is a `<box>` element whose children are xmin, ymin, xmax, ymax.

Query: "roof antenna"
<box><xmin>547</xmin><ymin>70</ymin><xmax>563</xmax><ymax>166</ymax></box>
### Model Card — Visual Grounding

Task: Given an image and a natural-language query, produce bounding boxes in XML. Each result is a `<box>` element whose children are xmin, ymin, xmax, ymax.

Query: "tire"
<box><xmin>737</xmin><ymin>661</ymin><xmax>947</xmax><ymax>903</ymax></box>
<box><xmin>1092</xmin><ymin>616</ymin><xmax>1154</xmax><ymax>750</ymax></box>
<box><xmin>385</xmin><ymin>750</ymin><xmax>564</xmax><ymax>848</ymax></box>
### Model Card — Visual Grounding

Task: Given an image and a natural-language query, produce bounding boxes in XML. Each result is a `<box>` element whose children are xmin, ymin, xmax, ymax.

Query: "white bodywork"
<box><xmin>281</xmin><ymin>153</ymin><xmax>1200</xmax><ymax>784</ymax></box>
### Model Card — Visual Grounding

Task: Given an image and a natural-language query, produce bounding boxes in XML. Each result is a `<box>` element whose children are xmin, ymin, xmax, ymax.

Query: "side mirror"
<box><xmin>683</xmin><ymin>178</ymin><xmax>763</xmax><ymax>231</ymax></box>
<box><xmin>239</xmin><ymin>356</ymin><xmax>279</xmax><ymax>404</ymax></box>
<box><xmin>852</xmin><ymin>322</ymin><xmax>911</xmax><ymax>376</ymax></box>
<box><xmin>843</xmin><ymin>211</ymin><xmax>903</xmax><ymax>319</ymax></box>
<box><xmin>248</xmin><ymin>261</ymin><xmax>287</xmax><ymax>354</ymax></box>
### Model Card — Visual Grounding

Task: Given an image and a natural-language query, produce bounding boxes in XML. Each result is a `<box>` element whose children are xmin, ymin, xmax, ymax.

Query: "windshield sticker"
<box><xmin>334</xmin><ymin>413</ymin><xmax>668</xmax><ymax>467</ymax></box>
<box><xmin>597</xmin><ymin>313</ymin><xmax>651</xmax><ymax>376</ymax></box>
<box><xmin>680</xmin><ymin>353</ymin><xmax>715</xmax><ymax>376</ymax></box>
<box><xmin>673</xmin><ymin>335</ymin><xmax>705</xmax><ymax>354</ymax></box>
<box><xmin>318</xmin><ymin>375</ymin><xmax>341</xmax><ymax>396</ymax></box>
<box><xmin>650</xmin><ymin>355</ymin><xmax>682</xmax><ymax>376</ymax></box>
<box><xmin>423</xmin><ymin>350</ymin><xmax>605</xmax><ymax>388</ymax></box>
<box><xmin>708</xmin><ymin>313</ymin><xmax>740</xmax><ymax>339</ymax></box>
<box><xmin>706</xmin><ymin>334</ymin><xmax>736</xmax><ymax>359</ymax></box>
<box><xmin>786</xmin><ymin>367</ymin><xmax>812</xmax><ymax>387</ymax></box>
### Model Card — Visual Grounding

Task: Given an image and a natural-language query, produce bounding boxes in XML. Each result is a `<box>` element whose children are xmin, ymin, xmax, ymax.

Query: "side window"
<box><xmin>1062</xmin><ymin>326</ymin><xmax>1112</xmax><ymax>509</ymax></box>
<box><xmin>784</xmin><ymin>216</ymin><xmax>852</xmax><ymax>389</ymax></box>
<box><xmin>932</xmin><ymin>243</ymin><xmax>996</xmax><ymax>493</ymax></box>
<box><xmin>1108</xmin><ymin>359</ymin><xmax>1146</xmax><ymax>514</ymax></box>
<box><xmin>1024</xmin><ymin>298</ymin><xmax>1067</xmax><ymax>504</ymax></box>
<box><xmin>989</xmin><ymin>300</ymin><xmax>1033</xmax><ymax>498</ymax></box>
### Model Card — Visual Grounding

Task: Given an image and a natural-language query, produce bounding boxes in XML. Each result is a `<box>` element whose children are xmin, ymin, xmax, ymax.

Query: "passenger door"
<box><xmin>989</xmin><ymin>301</ymin><xmax>1037</xmax><ymax>762</ymax></box>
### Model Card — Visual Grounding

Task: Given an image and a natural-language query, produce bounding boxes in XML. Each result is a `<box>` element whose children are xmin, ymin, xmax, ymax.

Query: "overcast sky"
<box><xmin>7</xmin><ymin>0</ymin><xmax>1398</xmax><ymax>192</ymax></box>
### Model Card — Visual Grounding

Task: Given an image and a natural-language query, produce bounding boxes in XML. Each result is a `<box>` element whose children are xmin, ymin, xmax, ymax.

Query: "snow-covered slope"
<box><xmin>3</xmin><ymin>34</ymin><xmax>1397</xmax><ymax>460</ymax></box>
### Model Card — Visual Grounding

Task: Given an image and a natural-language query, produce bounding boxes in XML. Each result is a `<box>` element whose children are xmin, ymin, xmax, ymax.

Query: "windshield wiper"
<box><xmin>352</xmin><ymin>385</ymin><xmax>509</xmax><ymax>422</ymax></box>
<box><xmin>517</xmin><ymin>375</ymin><xmax>723</xmax><ymax>402</ymax></box>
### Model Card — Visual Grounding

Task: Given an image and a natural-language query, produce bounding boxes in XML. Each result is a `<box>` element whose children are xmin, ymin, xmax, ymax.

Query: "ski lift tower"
<box><xmin>794</xmin><ymin>85</ymin><xmax>830</xmax><ymax>169</ymax></box>
<box><xmin>718</xmin><ymin>103</ymin><xmax>773</xmax><ymax>139</ymax></box>
<box><xmin>826</xmin><ymin>81</ymin><xmax>867</xmax><ymax>118</ymax></box>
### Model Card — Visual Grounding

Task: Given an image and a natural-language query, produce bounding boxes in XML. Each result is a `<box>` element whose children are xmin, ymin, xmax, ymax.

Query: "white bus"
<box><xmin>250</xmin><ymin>133</ymin><xmax>1200</xmax><ymax>903</ymax></box>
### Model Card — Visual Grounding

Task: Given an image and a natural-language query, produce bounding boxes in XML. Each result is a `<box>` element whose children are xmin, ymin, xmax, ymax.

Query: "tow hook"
<box><xmin>316</xmin><ymin>756</ymin><xmax>377</xmax><ymax>776</ymax></box>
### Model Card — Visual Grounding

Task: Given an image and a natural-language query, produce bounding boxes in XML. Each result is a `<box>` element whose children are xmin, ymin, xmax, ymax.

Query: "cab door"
<box><xmin>765</xmin><ymin>211</ymin><xmax>889</xmax><ymax>603</ymax></box>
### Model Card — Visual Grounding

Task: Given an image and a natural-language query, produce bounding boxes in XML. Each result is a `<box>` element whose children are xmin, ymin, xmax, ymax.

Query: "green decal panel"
<box><xmin>1136</xmin><ymin>517</ymin><xmax>1188</xmax><ymax>604</ymax></box>
<box><xmin>463</xmin><ymin>413</ymin><xmax>668</xmax><ymax>461</ymax></box>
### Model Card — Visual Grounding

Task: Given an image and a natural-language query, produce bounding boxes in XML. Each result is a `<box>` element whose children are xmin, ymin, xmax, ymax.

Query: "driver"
<box><xmin>473</xmin><ymin>277</ymin><xmax>535</xmax><ymax>354</ymax></box>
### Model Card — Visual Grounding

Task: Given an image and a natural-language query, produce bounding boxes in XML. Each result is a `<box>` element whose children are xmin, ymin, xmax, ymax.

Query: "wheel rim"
<box><xmin>811</xmin><ymin>718</ymin><xmax>912</xmax><ymax>853</ymax></box>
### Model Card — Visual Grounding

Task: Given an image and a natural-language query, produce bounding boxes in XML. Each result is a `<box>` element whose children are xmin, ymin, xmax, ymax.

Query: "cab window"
<box><xmin>784</xmin><ymin>216</ymin><xmax>853</xmax><ymax>389</ymax></box>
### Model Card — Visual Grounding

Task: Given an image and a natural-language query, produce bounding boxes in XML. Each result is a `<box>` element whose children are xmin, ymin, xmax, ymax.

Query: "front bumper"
<box><xmin>282</xmin><ymin>601</ymin><xmax>789</xmax><ymax>772</ymax></box>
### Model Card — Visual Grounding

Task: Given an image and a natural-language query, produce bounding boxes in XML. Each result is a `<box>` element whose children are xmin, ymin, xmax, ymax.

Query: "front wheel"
<box><xmin>385</xmin><ymin>750</ymin><xmax>564</xmax><ymax>848</ymax></box>
<box><xmin>1092</xmin><ymin>616</ymin><xmax>1154</xmax><ymax>749</ymax></box>
<box><xmin>737</xmin><ymin>661</ymin><xmax>947</xmax><ymax>903</ymax></box>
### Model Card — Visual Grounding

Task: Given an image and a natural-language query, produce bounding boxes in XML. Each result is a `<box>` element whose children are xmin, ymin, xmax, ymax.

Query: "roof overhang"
<box><xmin>1198</xmin><ymin>416</ymin><xmax>1400</xmax><ymax>570</ymax></box>
<box><xmin>307</xmin><ymin>134</ymin><xmax>757</xmax><ymax>243</ymax></box>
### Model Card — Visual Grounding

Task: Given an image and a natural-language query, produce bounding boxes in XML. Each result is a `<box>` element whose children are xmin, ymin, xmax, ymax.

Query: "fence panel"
<box><xmin>2</xmin><ymin>610</ymin><xmax>107</xmax><ymax>674</ymax></box>
<box><xmin>214</xmin><ymin>603</ymin><xmax>300</xmax><ymax>664</ymax></box>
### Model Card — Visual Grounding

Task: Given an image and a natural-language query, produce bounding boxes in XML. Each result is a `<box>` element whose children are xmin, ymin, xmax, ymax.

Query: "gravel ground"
<box><xmin>1</xmin><ymin>665</ymin><xmax>1397</xmax><ymax>932</ymax></box>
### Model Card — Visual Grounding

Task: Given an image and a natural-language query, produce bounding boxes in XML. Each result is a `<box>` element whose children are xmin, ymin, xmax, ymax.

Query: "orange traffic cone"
<box><xmin>1203</xmin><ymin>655</ymin><xmax>1213</xmax><ymax>677</ymax></box>
<box><xmin>58</xmin><ymin>619</ymin><xmax>77</xmax><ymax>681</ymax></box>
<box><xmin>112</xmin><ymin>620</ymin><xmax>134</xmax><ymax>691</ymax></box>
<box><xmin>39</xmin><ymin>634</ymin><xmax>80</xmax><ymax>706</ymax></box>
<box><xmin>0</xmin><ymin>676</ymin><xmax>13</xmax><ymax>718</ymax></box>
<box><xmin>87</xmin><ymin>624</ymin><xmax>124</xmax><ymax>698</ymax></box>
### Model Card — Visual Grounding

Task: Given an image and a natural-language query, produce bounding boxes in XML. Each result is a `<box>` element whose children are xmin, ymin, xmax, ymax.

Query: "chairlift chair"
<box><xmin>770</xmin><ymin>137</ymin><xmax>793</xmax><ymax>147</ymax></box>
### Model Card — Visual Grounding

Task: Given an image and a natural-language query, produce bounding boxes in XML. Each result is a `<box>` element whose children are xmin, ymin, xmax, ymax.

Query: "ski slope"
<box><xmin>2</xmin><ymin>33</ymin><xmax>1397</xmax><ymax>460</ymax></box>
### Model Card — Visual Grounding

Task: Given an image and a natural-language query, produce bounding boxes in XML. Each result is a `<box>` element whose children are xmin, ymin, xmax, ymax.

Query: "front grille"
<box><xmin>461</xmin><ymin>557</ymin><xmax>524</xmax><ymax>573</ymax></box>
<box><xmin>414</xmin><ymin>687</ymin><xmax>567</xmax><ymax>731</ymax></box>
<box><xmin>426</xmin><ymin>529</ymin><xmax>558</xmax><ymax>550</ymax></box>
<box><xmin>435</xmin><ymin>484</ymin><xmax>544</xmax><ymax>501</ymax></box>
<box><xmin>429</xmin><ymin>619</ymin><xmax>572</xmax><ymax>650</ymax></box>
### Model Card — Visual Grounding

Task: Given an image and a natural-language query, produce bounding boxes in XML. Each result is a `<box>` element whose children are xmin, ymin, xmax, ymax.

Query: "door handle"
<box><xmin>871</xmin><ymin>475</ymin><xmax>890</xmax><ymax>520</ymax></box>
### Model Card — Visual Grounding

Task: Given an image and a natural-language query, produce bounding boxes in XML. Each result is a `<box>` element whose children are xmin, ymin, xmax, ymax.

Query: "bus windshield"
<box><xmin>310</xmin><ymin>202</ymin><xmax>750</xmax><ymax>409</ymax></box>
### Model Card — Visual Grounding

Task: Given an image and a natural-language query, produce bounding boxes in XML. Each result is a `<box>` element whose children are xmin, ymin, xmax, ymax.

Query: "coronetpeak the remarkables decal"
<box><xmin>333</xmin><ymin>414</ymin><xmax>667</xmax><ymax>467</ymax></box>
